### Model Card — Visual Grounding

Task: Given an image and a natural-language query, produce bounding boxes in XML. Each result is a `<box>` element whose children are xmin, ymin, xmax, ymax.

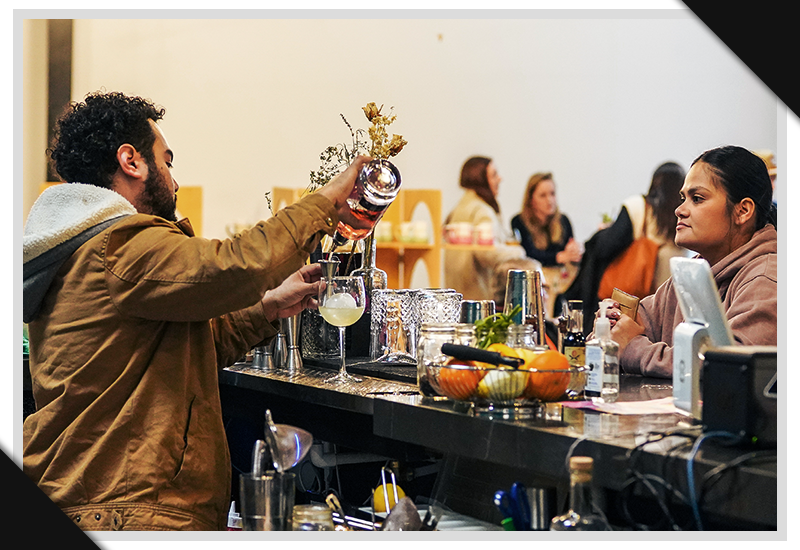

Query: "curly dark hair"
<box><xmin>47</xmin><ymin>91</ymin><xmax>166</xmax><ymax>188</ymax></box>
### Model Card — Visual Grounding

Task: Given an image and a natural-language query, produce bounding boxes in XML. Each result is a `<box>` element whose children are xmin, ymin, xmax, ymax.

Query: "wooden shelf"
<box><xmin>271</xmin><ymin>186</ymin><xmax>443</xmax><ymax>289</ymax></box>
<box><xmin>376</xmin><ymin>241</ymin><xmax>435</xmax><ymax>250</ymax></box>
<box><xmin>374</xmin><ymin>189</ymin><xmax>441</xmax><ymax>289</ymax></box>
<box><xmin>442</xmin><ymin>244</ymin><xmax>495</xmax><ymax>251</ymax></box>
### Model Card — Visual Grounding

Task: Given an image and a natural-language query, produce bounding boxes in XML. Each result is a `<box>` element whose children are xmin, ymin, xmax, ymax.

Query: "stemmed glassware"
<box><xmin>318</xmin><ymin>275</ymin><xmax>366</xmax><ymax>384</ymax></box>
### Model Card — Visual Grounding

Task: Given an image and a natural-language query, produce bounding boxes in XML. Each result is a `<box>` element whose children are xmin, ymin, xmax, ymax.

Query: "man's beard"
<box><xmin>141</xmin><ymin>159</ymin><xmax>177</xmax><ymax>222</ymax></box>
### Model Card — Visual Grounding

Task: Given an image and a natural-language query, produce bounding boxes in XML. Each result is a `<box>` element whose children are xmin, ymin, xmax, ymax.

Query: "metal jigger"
<box><xmin>252</xmin><ymin>344</ymin><xmax>274</xmax><ymax>370</ymax></box>
<box><xmin>281</xmin><ymin>314</ymin><xmax>303</xmax><ymax>371</ymax></box>
<box><xmin>318</xmin><ymin>258</ymin><xmax>340</xmax><ymax>279</ymax></box>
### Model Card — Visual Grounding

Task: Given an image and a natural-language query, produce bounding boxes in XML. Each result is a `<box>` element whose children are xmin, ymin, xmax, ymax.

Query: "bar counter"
<box><xmin>219</xmin><ymin>356</ymin><xmax>778</xmax><ymax>531</ymax></box>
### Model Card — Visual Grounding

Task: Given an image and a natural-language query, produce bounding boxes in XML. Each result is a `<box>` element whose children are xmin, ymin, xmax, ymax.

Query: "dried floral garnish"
<box><xmin>306</xmin><ymin>113</ymin><xmax>369</xmax><ymax>195</ymax></box>
<box><xmin>362</xmin><ymin>102</ymin><xmax>407</xmax><ymax>160</ymax></box>
<box><xmin>279</xmin><ymin>102</ymin><xmax>408</xmax><ymax>213</ymax></box>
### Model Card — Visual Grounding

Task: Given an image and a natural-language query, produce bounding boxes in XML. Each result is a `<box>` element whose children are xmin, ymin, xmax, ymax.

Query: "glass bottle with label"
<box><xmin>331</xmin><ymin>159</ymin><xmax>402</xmax><ymax>247</ymax></box>
<box><xmin>550</xmin><ymin>456</ymin><xmax>609</xmax><ymax>531</ymax></box>
<box><xmin>562</xmin><ymin>300</ymin><xmax>586</xmax><ymax>399</ymax></box>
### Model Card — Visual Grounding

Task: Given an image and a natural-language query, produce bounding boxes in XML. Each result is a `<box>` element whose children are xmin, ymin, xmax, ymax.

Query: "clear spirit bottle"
<box><xmin>550</xmin><ymin>456</ymin><xmax>609</xmax><ymax>531</ymax></box>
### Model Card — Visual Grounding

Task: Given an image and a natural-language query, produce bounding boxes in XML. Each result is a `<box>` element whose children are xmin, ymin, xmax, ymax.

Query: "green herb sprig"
<box><xmin>474</xmin><ymin>305</ymin><xmax>522</xmax><ymax>349</ymax></box>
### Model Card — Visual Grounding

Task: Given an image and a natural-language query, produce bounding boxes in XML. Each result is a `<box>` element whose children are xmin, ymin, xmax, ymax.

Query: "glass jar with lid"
<box><xmin>417</xmin><ymin>323</ymin><xmax>457</xmax><ymax>397</ymax></box>
<box><xmin>292</xmin><ymin>504</ymin><xmax>335</xmax><ymax>531</ymax></box>
<box><xmin>454</xmin><ymin>323</ymin><xmax>476</xmax><ymax>347</ymax></box>
<box><xmin>506</xmin><ymin>324</ymin><xmax>541</xmax><ymax>351</ymax></box>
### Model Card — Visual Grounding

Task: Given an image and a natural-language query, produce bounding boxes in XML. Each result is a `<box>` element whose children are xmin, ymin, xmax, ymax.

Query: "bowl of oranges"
<box><xmin>427</xmin><ymin>343</ymin><xmax>574</xmax><ymax>406</ymax></box>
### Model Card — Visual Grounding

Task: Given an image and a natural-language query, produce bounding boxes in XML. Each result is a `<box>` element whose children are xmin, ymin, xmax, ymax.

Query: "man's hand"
<box><xmin>316</xmin><ymin>155</ymin><xmax>373</xmax><ymax>232</ymax></box>
<box><xmin>317</xmin><ymin>154</ymin><xmax>371</xmax><ymax>211</ymax></box>
<box><xmin>261</xmin><ymin>263</ymin><xmax>323</xmax><ymax>321</ymax></box>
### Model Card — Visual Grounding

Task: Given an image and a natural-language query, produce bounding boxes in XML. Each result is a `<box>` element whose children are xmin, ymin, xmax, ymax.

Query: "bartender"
<box><xmin>22</xmin><ymin>91</ymin><xmax>369</xmax><ymax>531</ymax></box>
<box><xmin>606</xmin><ymin>145</ymin><xmax>777</xmax><ymax>378</ymax></box>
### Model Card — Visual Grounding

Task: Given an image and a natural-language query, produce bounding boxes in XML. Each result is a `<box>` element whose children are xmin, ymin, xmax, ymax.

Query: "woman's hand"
<box><xmin>261</xmin><ymin>263</ymin><xmax>323</xmax><ymax>321</ymax></box>
<box><xmin>556</xmin><ymin>238</ymin><xmax>583</xmax><ymax>264</ymax></box>
<box><xmin>600</xmin><ymin>300</ymin><xmax>645</xmax><ymax>355</ymax></box>
<box><xmin>610</xmin><ymin>314</ymin><xmax>645</xmax><ymax>356</ymax></box>
<box><xmin>602</xmin><ymin>301</ymin><xmax>622</xmax><ymax>329</ymax></box>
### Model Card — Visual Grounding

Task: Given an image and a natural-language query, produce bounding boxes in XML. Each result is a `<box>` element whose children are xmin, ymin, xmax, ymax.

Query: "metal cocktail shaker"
<box><xmin>503</xmin><ymin>269</ymin><xmax>546</xmax><ymax>346</ymax></box>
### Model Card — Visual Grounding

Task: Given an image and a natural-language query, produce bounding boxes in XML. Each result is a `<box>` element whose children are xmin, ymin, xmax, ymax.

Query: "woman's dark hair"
<box><xmin>460</xmin><ymin>156</ymin><xmax>500</xmax><ymax>213</ymax></box>
<box><xmin>645</xmin><ymin>161</ymin><xmax>685</xmax><ymax>241</ymax></box>
<box><xmin>48</xmin><ymin>91</ymin><xmax>166</xmax><ymax>188</ymax></box>
<box><xmin>691</xmin><ymin>145</ymin><xmax>776</xmax><ymax>230</ymax></box>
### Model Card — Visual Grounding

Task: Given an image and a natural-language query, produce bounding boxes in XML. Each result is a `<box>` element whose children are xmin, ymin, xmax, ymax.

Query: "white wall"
<box><xmin>30</xmin><ymin>15</ymin><xmax>776</xmax><ymax>245</ymax></box>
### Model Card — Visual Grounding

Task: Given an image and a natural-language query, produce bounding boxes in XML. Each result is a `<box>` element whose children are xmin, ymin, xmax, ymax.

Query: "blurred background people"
<box><xmin>444</xmin><ymin>156</ymin><xmax>533</xmax><ymax>300</ymax></box>
<box><xmin>511</xmin><ymin>172</ymin><xmax>582</xmax><ymax>317</ymax></box>
<box><xmin>560</xmin><ymin>161</ymin><xmax>689</xmax><ymax>333</ymax></box>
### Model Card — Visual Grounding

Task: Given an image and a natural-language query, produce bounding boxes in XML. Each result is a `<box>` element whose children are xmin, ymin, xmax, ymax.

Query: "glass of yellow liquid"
<box><xmin>318</xmin><ymin>275</ymin><xmax>366</xmax><ymax>384</ymax></box>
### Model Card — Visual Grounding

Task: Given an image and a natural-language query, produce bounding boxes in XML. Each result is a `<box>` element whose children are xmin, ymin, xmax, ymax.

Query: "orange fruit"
<box><xmin>520</xmin><ymin>349</ymin><xmax>571</xmax><ymax>401</ymax></box>
<box><xmin>438</xmin><ymin>361</ymin><xmax>482</xmax><ymax>400</ymax></box>
<box><xmin>483</xmin><ymin>343</ymin><xmax>521</xmax><ymax>369</ymax></box>
<box><xmin>374</xmin><ymin>483</ymin><xmax>406</xmax><ymax>513</ymax></box>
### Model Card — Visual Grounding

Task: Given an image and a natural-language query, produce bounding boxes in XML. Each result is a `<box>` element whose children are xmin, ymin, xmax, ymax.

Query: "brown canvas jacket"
<box><xmin>23</xmin><ymin>189</ymin><xmax>337</xmax><ymax>530</ymax></box>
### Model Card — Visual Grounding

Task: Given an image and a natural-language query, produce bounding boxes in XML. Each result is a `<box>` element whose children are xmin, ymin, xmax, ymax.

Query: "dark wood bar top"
<box><xmin>220</xmin><ymin>356</ymin><xmax>779</xmax><ymax>530</ymax></box>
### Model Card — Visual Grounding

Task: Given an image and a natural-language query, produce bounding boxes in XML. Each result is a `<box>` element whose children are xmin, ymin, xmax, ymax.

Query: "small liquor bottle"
<box><xmin>550</xmin><ymin>456</ymin><xmax>609</xmax><ymax>531</ymax></box>
<box><xmin>561</xmin><ymin>300</ymin><xmax>586</xmax><ymax>399</ymax></box>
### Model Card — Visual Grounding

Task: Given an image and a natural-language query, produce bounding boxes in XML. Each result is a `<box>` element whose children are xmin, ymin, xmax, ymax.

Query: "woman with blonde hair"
<box><xmin>511</xmin><ymin>172</ymin><xmax>581</xmax><ymax>316</ymax></box>
<box><xmin>512</xmin><ymin>172</ymin><xmax>582</xmax><ymax>267</ymax></box>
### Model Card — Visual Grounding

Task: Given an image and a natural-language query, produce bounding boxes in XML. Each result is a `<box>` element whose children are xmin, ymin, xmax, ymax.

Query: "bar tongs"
<box><xmin>440</xmin><ymin>343</ymin><xmax>524</xmax><ymax>368</ymax></box>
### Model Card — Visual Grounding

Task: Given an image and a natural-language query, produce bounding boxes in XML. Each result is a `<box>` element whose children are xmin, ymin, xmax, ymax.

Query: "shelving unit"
<box><xmin>374</xmin><ymin>189</ymin><xmax>441</xmax><ymax>289</ymax></box>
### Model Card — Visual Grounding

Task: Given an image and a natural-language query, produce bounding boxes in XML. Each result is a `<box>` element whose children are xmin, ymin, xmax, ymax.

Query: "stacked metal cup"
<box><xmin>459</xmin><ymin>300</ymin><xmax>496</xmax><ymax>324</ymax></box>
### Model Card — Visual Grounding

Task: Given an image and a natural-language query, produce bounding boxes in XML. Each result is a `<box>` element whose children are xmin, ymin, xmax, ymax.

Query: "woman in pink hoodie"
<box><xmin>608</xmin><ymin>145</ymin><xmax>777</xmax><ymax>378</ymax></box>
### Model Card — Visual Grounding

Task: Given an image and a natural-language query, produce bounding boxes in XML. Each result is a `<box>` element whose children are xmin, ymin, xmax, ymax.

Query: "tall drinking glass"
<box><xmin>318</xmin><ymin>275</ymin><xmax>366</xmax><ymax>384</ymax></box>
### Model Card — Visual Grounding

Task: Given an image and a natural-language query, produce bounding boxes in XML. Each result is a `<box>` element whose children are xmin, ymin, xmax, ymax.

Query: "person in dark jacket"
<box><xmin>558</xmin><ymin>162</ymin><xmax>687</xmax><ymax>333</ymax></box>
